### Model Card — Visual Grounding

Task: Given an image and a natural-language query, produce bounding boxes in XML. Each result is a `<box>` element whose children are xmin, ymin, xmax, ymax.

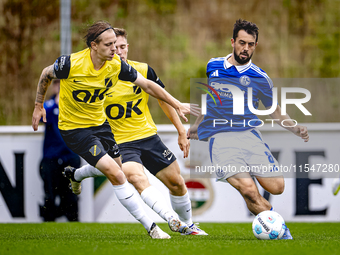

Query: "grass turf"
<box><xmin>1</xmin><ymin>222</ymin><xmax>340</xmax><ymax>255</ymax></box>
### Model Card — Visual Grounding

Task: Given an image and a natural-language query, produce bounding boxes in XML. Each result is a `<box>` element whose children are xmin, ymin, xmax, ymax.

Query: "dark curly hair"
<box><xmin>233</xmin><ymin>19</ymin><xmax>259</xmax><ymax>43</ymax></box>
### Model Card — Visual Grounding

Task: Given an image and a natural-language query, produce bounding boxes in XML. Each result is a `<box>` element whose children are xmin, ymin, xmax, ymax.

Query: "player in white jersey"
<box><xmin>189</xmin><ymin>19</ymin><xmax>309</xmax><ymax>239</ymax></box>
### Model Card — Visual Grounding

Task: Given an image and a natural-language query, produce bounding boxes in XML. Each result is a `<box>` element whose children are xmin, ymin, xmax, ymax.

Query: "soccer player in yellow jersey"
<box><xmin>65</xmin><ymin>28</ymin><xmax>207</xmax><ymax>235</ymax></box>
<box><xmin>32</xmin><ymin>21</ymin><xmax>196</xmax><ymax>239</ymax></box>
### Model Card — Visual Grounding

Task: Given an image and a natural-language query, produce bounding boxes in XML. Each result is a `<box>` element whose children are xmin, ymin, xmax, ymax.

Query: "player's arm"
<box><xmin>33</xmin><ymin>55</ymin><xmax>70</xmax><ymax>131</ymax></box>
<box><xmin>146</xmin><ymin>65</ymin><xmax>189</xmax><ymax>157</ymax></box>
<box><xmin>134</xmin><ymin>72</ymin><xmax>198</xmax><ymax>122</ymax></box>
<box><xmin>32</xmin><ymin>64</ymin><xmax>57</xmax><ymax>131</ymax></box>
<box><xmin>158</xmin><ymin>101</ymin><xmax>189</xmax><ymax>157</ymax></box>
<box><xmin>187</xmin><ymin>113</ymin><xmax>204</xmax><ymax>140</ymax></box>
<box><xmin>119</xmin><ymin>61</ymin><xmax>200</xmax><ymax>122</ymax></box>
<box><xmin>259</xmin><ymin>77</ymin><xmax>309</xmax><ymax>142</ymax></box>
<box><xmin>269</xmin><ymin>105</ymin><xmax>309</xmax><ymax>142</ymax></box>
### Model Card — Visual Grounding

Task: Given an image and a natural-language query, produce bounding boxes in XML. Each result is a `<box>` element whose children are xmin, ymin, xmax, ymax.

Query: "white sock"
<box><xmin>170</xmin><ymin>192</ymin><xmax>193</xmax><ymax>226</ymax></box>
<box><xmin>141</xmin><ymin>186</ymin><xmax>173</xmax><ymax>222</ymax></box>
<box><xmin>74</xmin><ymin>164</ymin><xmax>104</xmax><ymax>182</ymax></box>
<box><xmin>113</xmin><ymin>181</ymin><xmax>154</xmax><ymax>232</ymax></box>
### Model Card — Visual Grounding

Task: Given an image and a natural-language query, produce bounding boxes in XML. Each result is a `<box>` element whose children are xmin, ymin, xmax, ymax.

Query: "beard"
<box><xmin>234</xmin><ymin>51</ymin><xmax>253</xmax><ymax>65</ymax></box>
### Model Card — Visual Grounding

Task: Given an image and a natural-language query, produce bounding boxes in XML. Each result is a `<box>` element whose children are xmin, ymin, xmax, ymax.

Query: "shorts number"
<box><xmin>265</xmin><ymin>151</ymin><xmax>274</xmax><ymax>163</ymax></box>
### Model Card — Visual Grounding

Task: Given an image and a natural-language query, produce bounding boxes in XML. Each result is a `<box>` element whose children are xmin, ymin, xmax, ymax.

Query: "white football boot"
<box><xmin>148</xmin><ymin>224</ymin><xmax>171</xmax><ymax>239</ymax></box>
<box><xmin>185</xmin><ymin>223</ymin><xmax>208</xmax><ymax>235</ymax></box>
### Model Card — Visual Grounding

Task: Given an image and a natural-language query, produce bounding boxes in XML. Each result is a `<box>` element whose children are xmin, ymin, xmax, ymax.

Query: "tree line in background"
<box><xmin>0</xmin><ymin>0</ymin><xmax>339</xmax><ymax>125</ymax></box>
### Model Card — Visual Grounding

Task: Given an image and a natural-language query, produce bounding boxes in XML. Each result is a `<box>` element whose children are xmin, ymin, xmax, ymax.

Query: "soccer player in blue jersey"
<box><xmin>189</xmin><ymin>19</ymin><xmax>309</xmax><ymax>239</ymax></box>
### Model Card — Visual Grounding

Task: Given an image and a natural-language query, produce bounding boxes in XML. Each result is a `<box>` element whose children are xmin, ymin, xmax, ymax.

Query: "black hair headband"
<box><xmin>93</xmin><ymin>26</ymin><xmax>113</xmax><ymax>41</ymax></box>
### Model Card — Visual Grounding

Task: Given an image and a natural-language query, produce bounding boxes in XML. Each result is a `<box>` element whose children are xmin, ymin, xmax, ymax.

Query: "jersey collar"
<box><xmin>223</xmin><ymin>53</ymin><xmax>252</xmax><ymax>73</ymax></box>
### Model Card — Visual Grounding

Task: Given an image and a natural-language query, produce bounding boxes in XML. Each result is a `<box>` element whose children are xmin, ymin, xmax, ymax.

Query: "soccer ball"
<box><xmin>252</xmin><ymin>210</ymin><xmax>285</xmax><ymax>240</ymax></box>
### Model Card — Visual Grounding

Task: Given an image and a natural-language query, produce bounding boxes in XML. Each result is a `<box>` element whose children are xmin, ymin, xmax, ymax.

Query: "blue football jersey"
<box><xmin>198</xmin><ymin>54</ymin><xmax>275</xmax><ymax>140</ymax></box>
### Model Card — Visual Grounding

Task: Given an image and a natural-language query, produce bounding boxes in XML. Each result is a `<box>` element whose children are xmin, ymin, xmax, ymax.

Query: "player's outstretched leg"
<box><xmin>63</xmin><ymin>165</ymin><xmax>105</xmax><ymax>195</ymax></box>
<box><xmin>65</xmin><ymin>163</ymin><xmax>191</xmax><ymax>235</ymax></box>
<box><xmin>98</xmin><ymin>155</ymin><xmax>172</xmax><ymax>239</ymax></box>
<box><xmin>64</xmin><ymin>166</ymin><xmax>170</xmax><ymax>239</ymax></box>
<box><xmin>121</xmin><ymin>162</ymin><xmax>191</xmax><ymax>235</ymax></box>
<box><xmin>255</xmin><ymin>176</ymin><xmax>292</xmax><ymax>239</ymax></box>
<box><xmin>228</xmin><ymin>173</ymin><xmax>292</xmax><ymax>239</ymax></box>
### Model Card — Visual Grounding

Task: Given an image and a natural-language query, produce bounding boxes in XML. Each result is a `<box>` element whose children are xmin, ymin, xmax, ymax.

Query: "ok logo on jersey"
<box><xmin>72</xmin><ymin>78</ymin><xmax>113</xmax><ymax>103</ymax></box>
<box><xmin>106</xmin><ymin>99</ymin><xmax>143</xmax><ymax>119</ymax></box>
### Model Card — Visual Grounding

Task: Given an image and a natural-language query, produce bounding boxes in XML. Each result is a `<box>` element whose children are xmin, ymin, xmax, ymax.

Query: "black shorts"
<box><xmin>60</xmin><ymin>121</ymin><xmax>120</xmax><ymax>167</ymax></box>
<box><xmin>119</xmin><ymin>134</ymin><xmax>176</xmax><ymax>175</ymax></box>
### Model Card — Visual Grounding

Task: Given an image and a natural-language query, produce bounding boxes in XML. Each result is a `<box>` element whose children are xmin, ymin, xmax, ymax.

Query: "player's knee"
<box><xmin>167</xmin><ymin>175</ymin><xmax>187</xmax><ymax>195</ymax></box>
<box><xmin>96</xmin><ymin>160</ymin><xmax>121</xmax><ymax>180</ymax></box>
<box><xmin>270</xmin><ymin>179</ymin><xmax>285</xmax><ymax>195</ymax></box>
<box><xmin>126</xmin><ymin>173</ymin><xmax>149</xmax><ymax>190</ymax></box>
<box><xmin>126</xmin><ymin>172</ymin><xmax>147</xmax><ymax>184</ymax></box>
<box><xmin>106</xmin><ymin>169</ymin><xmax>126</xmax><ymax>184</ymax></box>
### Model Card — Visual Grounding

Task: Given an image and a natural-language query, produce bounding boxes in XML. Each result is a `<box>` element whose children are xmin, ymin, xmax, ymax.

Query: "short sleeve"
<box><xmin>54</xmin><ymin>55</ymin><xmax>71</xmax><ymax>79</ymax></box>
<box><xmin>147</xmin><ymin>66</ymin><xmax>165</xmax><ymax>88</ymax></box>
<box><xmin>118</xmin><ymin>60</ymin><xmax>138</xmax><ymax>82</ymax></box>
<box><xmin>258</xmin><ymin>77</ymin><xmax>274</xmax><ymax>107</ymax></box>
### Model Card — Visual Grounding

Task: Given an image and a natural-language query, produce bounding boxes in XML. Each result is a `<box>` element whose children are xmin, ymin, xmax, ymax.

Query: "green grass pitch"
<box><xmin>1</xmin><ymin>222</ymin><xmax>340</xmax><ymax>255</ymax></box>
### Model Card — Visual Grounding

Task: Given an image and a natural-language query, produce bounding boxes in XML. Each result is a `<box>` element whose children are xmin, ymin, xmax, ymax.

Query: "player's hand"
<box><xmin>32</xmin><ymin>104</ymin><xmax>46</xmax><ymax>131</ymax></box>
<box><xmin>294</xmin><ymin>125</ymin><xmax>309</xmax><ymax>142</ymax></box>
<box><xmin>178</xmin><ymin>132</ymin><xmax>190</xmax><ymax>158</ymax></box>
<box><xmin>177</xmin><ymin>103</ymin><xmax>201</xmax><ymax>122</ymax></box>
<box><xmin>188</xmin><ymin>103</ymin><xmax>201</xmax><ymax>116</ymax></box>
<box><xmin>187</xmin><ymin>125</ymin><xmax>199</xmax><ymax>140</ymax></box>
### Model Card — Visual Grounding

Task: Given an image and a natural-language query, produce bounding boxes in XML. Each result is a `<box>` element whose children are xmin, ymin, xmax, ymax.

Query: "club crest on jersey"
<box><xmin>133</xmin><ymin>85</ymin><xmax>142</xmax><ymax>94</ymax></box>
<box><xmin>239</xmin><ymin>75</ymin><xmax>251</xmax><ymax>86</ymax></box>
<box><xmin>89</xmin><ymin>145</ymin><xmax>101</xmax><ymax>156</ymax></box>
<box><xmin>54</xmin><ymin>59</ymin><xmax>59</xmax><ymax>71</ymax></box>
<box><xmin>216</xmin><ymin>167</ymin><xmax>227</xmax><ymax>178</ymax></box>
<box><xmin>55</xmin><ymin>56</ymin><xmax>67</xmax><ymax>71</ymax></box>
<box><xmin>105</xmin><ymin>77</ymin><xmax>113</xmax><ymax>88</ymax></box>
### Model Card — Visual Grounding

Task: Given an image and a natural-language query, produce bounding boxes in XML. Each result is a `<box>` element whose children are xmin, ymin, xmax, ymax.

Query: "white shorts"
<box><xmin>208</xmin><ymin>128</ymin><xmax>282</xmax><ymax>182</ymax></box>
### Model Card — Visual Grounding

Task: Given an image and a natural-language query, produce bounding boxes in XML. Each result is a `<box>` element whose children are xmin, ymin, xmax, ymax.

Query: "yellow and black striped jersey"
<box><xmin>104</xmin><ymin>60</ymin><xmax>165</xmax><ymax>144</ymax></box>
<box><xmin>54</xmin><ymin>48</ymin><xmax>137</xmax><ymax>130</ymax></box>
